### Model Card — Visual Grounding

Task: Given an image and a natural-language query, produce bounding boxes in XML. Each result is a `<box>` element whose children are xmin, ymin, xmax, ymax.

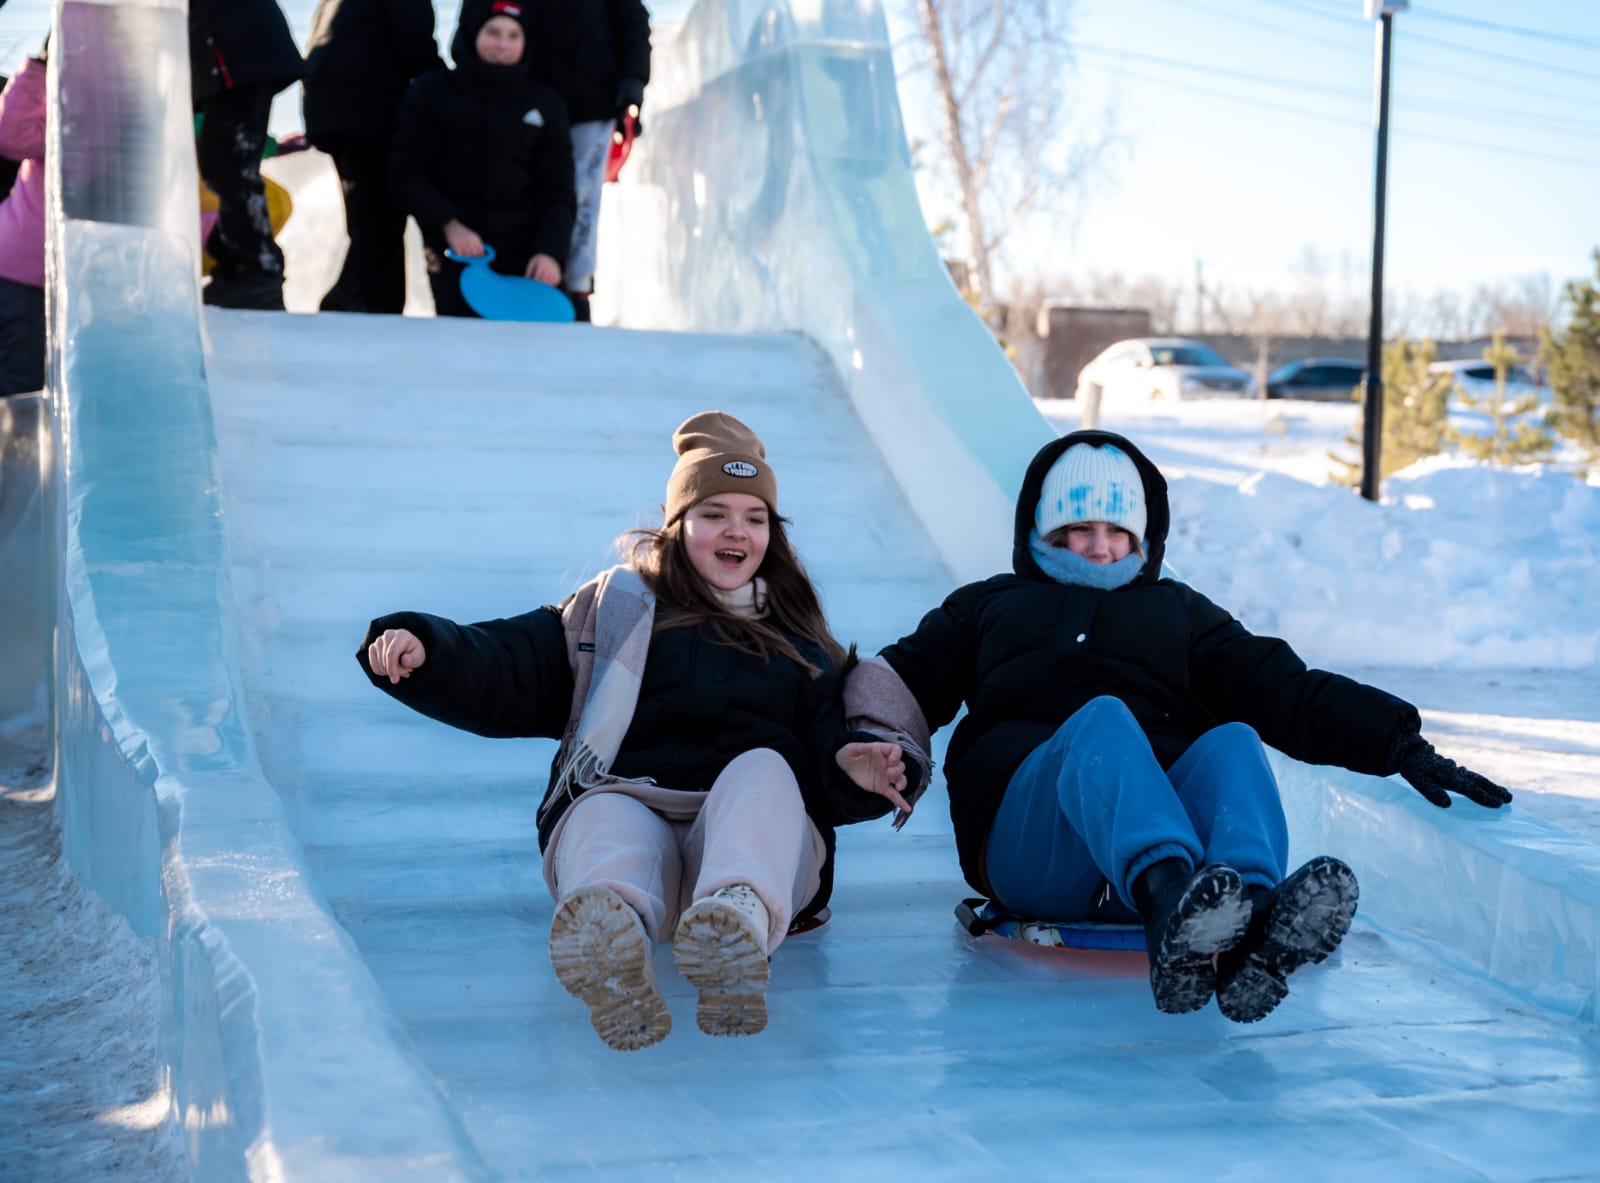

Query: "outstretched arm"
<box><xmin>356</xmin><ymin>606</ymin><xmax>574</xmax><ymax>739</ymax></box>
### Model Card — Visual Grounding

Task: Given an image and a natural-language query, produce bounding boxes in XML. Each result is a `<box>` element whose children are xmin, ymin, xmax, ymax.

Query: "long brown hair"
<box><xmin>624</xmin><ymin>512</ymin><xmax>853</xmax><ymax>678</ymax></box>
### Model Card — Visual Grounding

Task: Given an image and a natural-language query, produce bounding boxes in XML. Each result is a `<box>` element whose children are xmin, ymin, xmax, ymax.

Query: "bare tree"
<box><xmin>906</xmin><ymin>0</ymin><xmax>1112</xmax><ymax>309</ymax></box>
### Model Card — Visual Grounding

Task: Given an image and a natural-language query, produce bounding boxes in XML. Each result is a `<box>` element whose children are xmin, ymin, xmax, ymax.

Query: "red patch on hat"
<box><xmin>490</xmin><ymin>1</ymin><xmax>523</xmax><ymax>15</ymax></box>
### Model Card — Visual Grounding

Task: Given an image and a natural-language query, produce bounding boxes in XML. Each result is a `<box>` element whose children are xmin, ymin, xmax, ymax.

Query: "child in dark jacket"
<box><xmin>850</xmin><ymin>430</ymin><xmax>1512</xmax><ymax>1023</ymax></box>
<box><xmin>389</xmin><ymin>0</ymin><xmax>575</xmax><ymax>317</ymax></box>
<box><xmin>359</xmin><ymin>412</ymin><xmax>909</xmax><ymax>1050</ymax></box>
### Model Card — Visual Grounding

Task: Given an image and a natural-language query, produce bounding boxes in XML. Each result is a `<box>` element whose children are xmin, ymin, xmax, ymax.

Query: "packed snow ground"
<box><xmin>1040</xmin><ymin>394</ymin><xmax>1599</xmax><ymax>839</ymax></box>
<box><xmin>0</xmin><ymin>728</ymin><xmax>186</xmax><ymax>1182</ymax></box>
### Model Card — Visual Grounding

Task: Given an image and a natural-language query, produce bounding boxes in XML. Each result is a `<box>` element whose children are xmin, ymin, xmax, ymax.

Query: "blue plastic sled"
<box><xmin>445</xmin><ymin>246</ymin><xmax>575</xmax><ymax>323</ymax></box>
<box><xmin>956</xmin><ymin>898</ymin><xmax>1146</xmax><ymax>952</ymax></box>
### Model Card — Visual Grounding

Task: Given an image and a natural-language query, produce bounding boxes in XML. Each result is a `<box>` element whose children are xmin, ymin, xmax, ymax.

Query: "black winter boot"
<box><xmin>1214</xmin><ymin>855</ymin><xmax>1359</xmax><ymax>1024</ymax></box>
<box><xmin>1131</xmin><ymin>858</ymin><xmax>1252</xmax><ymax>1015</ymax></box>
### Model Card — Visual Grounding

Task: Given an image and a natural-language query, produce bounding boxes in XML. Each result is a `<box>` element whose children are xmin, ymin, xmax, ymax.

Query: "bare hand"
<box><xmin>524</xmin><ymin>253</ymin><xmax>562</xmax><ymax>285</ymax></box>
<box><xmin>836</xmin><ymin>741</ymin><xmax>911</xmax><ymax>817</ymax></box>
<box><xmin>367</xmin><ymin>628</ymin><xmax>426</xmax><ymax>684</ymax></box>
<box><xmin>444</xmin><ymin>220</ymin><xmax>485</xmax><ymax>258</ymax></box>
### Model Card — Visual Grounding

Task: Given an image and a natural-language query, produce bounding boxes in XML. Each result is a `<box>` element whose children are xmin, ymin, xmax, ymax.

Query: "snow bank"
<box><xmin>1168</xmin><ymin>456</ymin><xmax>1600</xmax><ymax>669</ymax></box>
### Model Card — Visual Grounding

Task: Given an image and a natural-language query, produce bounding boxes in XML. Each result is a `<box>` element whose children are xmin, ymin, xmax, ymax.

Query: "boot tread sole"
<box><xmin>1149</xmin><ymin>865</ymin><xmax>1252</xmax><ymax>1015</ymax></box>
<box><xmin>673</xmin><ymin>899</ymin><xmax>771</xmax><ymax>1037</ymax></box>
<box><xmin>549</xmin><ymin>886</ymin><xmax>671</xmax><ymax>1051</ymax></box>
<box><xmin>1217</xmin><ymin>856</ymin><xmax>1359</xmax><ymax>1024</ymax></box>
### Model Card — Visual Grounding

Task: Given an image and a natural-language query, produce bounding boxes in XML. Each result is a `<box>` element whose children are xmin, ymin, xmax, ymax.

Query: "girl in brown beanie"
<box><xmin>358</xmin><ymin>412</ymin><xmax>910</xmax><ymax>1050</ymax></box>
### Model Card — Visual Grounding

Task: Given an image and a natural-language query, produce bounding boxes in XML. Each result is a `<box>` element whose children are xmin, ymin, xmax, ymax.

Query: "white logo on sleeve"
<box><xmin>723</xmin><ymin>461</ymin><xmax>759</xmax><ymax>478</ymax></box>
<box><xmin>522</xmin><ymin>108</ymin><xmax>545</xmax><ymax>127</ymax></box>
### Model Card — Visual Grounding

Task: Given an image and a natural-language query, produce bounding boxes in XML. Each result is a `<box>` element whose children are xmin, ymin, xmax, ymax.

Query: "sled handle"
<box><xmin>444</xmin><ymin>245</ymin><xmax>497</xmax><ymax>265</ymax></box>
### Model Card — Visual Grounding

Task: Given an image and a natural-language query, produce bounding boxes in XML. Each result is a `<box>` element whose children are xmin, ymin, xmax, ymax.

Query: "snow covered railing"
<box><xmin>603</xmin><ymin>0</ymin><xmax>1054</xmax><ymax>583</ymax></box>
<box><xmin>45</xmin><ymin>3</ymin><xmax>488</xmax><ymax>1177</ymax></box>
<box><xmin>1278</xmin><ymin>753</ymin><xmax>1600</xmax><ymax>1023</ymax></box>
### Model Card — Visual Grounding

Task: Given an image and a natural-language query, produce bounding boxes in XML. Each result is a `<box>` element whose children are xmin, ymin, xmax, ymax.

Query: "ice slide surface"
<box><xmin>27</xmin><ymin>0</ymin><xmax>1600</xmax><ymax>1178</ymax></box>
<box><xmin>202</xmin><ymin>310</ymin><xmax>1600</xmax><ymax>1182</ymax></box>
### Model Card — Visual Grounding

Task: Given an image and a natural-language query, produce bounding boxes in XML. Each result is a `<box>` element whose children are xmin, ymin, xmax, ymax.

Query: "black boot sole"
<box><xmin>1148</xmin><ymin>864</ymin><xmax>1252</xmax><ymax>1015</ymax></box>
<box><xmin>1216</xmin><ymin>856</ymin><xmax>1359</xmax><ymax>1024</ymax></box>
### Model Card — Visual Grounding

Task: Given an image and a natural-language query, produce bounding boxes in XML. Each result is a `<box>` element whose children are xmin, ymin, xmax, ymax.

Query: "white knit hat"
<box><xmin>1035</xmin><ymin>442</ymin><xmax>1148</xmax><ymax>541</ymax></box>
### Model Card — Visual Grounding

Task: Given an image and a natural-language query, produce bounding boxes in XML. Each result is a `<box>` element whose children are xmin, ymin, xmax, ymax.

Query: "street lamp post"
<box><xmin>1360</xmin><ymin>0</ymin><xmax>1406</xmax><ymax>503</ymax></box>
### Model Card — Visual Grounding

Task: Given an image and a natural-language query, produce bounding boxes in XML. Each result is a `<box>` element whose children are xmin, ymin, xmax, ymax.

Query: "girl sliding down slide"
<box><xmin>360</xmin><ymin>413</ymin><xmax>910</xmax><ymax>1049</ymax></box>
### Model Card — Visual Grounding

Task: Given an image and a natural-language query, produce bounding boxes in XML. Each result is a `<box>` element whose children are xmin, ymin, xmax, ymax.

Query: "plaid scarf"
<box><xmin>539</xmin><ymin>565</ymin><xmax>657</xmax><ymax>823</ymax></box>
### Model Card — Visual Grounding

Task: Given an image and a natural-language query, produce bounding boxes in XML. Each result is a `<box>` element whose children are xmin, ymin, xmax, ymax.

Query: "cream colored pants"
<box><xmin>549</xmin><ymin>748</ymin><xmax>827</xmax><ymax>955</ymax></box>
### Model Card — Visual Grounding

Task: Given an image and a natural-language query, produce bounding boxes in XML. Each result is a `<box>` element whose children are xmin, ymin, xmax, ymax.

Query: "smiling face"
<box><xmin>475</xmin><ymin>15</ymin><xmax>525</xmax><ymax>64</ymax></box>
<box><xmin>681</xmin><ymin>493</ymin><xmax>771</xmax><ymax>592</ymax></box>
<box><xmin>1048</xmin><ymin>520</ymin><xmax>1135</xmax><ymax>565</ymax></box>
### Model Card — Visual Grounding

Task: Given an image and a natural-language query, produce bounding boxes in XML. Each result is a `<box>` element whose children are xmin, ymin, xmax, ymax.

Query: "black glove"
<box><xmin>614</xmin><ymin>78</ymin><xmax>645</xmax><ymax>139</ymax></box>
<box><xmin>1391</xmin><ymin>732</ymin><xmax>1513</xmax><ymax>810</ymax></box>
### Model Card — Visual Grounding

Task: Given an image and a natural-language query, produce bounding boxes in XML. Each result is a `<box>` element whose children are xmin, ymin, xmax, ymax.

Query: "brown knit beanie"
<box><xmin>664</xmin><ymin>411</ymin><xmax>778</xmax><ymax>521</ymax></box>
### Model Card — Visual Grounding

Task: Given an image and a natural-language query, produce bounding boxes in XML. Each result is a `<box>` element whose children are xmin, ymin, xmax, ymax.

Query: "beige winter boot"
<box><xmin>549</xmin><ymin>885</ymin><xmax>671</xmax><ymax>1051</ymax></box>
<box><xmin>672</xmin><ymin>883</ymin><xmax>772</xmax><ymax>1037</ymax></box>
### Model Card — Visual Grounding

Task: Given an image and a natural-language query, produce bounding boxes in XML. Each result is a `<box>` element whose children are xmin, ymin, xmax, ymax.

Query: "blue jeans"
<box><xmin>985</xmin><ymin>696</ymin><xmax>1288</xmax><ymax>922</ymax></box>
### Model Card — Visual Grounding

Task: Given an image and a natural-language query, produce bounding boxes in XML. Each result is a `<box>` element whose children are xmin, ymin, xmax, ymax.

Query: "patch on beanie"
<box><xmin>723</xmin><ymin>461</ymin><xmax>759</xmax><ymax>478</ymax></box>
<box><xmin>1065</xmin><ymin>480</ymin><xmax>1135</xmax><ymax>522</ymax></box>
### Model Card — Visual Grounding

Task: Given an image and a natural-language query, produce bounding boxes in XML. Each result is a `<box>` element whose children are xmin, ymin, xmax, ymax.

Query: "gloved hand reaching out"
<box><xmin>1391</xmin><ymin>732</ymin><xmax>1513</xmax><ymax>809</ymax></box>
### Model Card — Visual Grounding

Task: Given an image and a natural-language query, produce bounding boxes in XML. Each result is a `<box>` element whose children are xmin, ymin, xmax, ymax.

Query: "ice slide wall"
<box><xmin>8</xmin><ymin>0</ymin><xmax>1600</xmax><ymax>1178</ymax></box>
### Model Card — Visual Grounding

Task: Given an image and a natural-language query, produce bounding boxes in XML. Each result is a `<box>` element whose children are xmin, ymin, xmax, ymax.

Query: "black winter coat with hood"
<box><xmin>302</xmin><ymin>0</ymin><xmax>443</xmax><ymax>139</ymax></box>
<box><xmin>189</xmin><ymin>0</ymin><xmax>305</xmax><ymax>107</ymax></box>
<box><xmin>530</xmin><ymin>0</ymin><xmax>651</xmax><ymax>124</ymax></box>
<box><xmin>877</xmin><ymin>430</ymin><xmax>1422</xmax><ymax>898</ymax></box>
<box><xmin>357</xmin><ymin>599</ymin><xmax>890</xmax><ymax>920</ymax></box>
<box><xmin>389</xmin><ymin>0</ymin><xmax>575</xmax><ymax>271</ymax></box>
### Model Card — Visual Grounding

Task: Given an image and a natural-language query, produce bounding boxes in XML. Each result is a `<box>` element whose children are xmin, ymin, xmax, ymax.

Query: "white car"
<box><xmin>1427</xmin><ymin>359</ymin><xmax>1551</xmax><ymax>413</ymax></box>
<box><xmin>1075</xmin><ymin>337</ymin><xmax>1256</xmax><ymax>404</ymax></box>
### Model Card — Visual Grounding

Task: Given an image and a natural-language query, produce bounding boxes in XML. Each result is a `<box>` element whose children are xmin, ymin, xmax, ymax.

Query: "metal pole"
<box><xmin>1360</xmin><ymin>12</ymin><xmax>1394</xmax><ymax>502</ymax></box>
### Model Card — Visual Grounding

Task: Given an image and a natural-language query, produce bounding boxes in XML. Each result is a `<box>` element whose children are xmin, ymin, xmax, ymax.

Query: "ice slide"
<box><xmin>12</xmin><ymin>0</ymin><xmax>1600</xmax><ymax>1178</ymax></box>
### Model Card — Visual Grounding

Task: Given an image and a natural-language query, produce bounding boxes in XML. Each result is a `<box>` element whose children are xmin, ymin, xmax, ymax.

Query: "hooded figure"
<box><xmin>302</xmin><ymin>0</ymin><xmax>443</xmax><ymax>313</ymax></box>
<box><xmin>854</xmin><ymin>429</ymin><xmax>1512</xmax><ymax>1023</ymax></box>
<box><xmin>389</xmin><ymin>0</ymin><xmax>576</xmax><ymax>317</ymax></box>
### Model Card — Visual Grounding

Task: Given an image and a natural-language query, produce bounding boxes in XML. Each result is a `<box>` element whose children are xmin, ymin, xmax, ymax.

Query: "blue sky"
<box><xmin>4</xmin><ymin>0</ymin><xmax>1594</xmax><ymax>301</ymax></box>
<box><xmin>1028</xmin><ymin>0</ymin><xmax>1600</xmax><ymax>296</ymax></box>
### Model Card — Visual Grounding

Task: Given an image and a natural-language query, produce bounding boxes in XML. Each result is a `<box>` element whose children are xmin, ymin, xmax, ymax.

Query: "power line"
<box><xmin>1273</xmin><ymin>0</ymin><xmax>1600</xmax><ymax>84</ymax></box>
<box><xmin>1077</xmin><ymin>58</ymin><xmax>1600</xmax><ymax>171</ymax></box>
<box><xmin>1075</xmin><ymin>42</ymin><xmax>1600</xmax><ymax>142</ymax></box>
<box><xmin>1139</xmin><ymin>0</ymin><xmax>1600</xmax><ymax>111</ymax></box>
<box><xmin>1390</xmin><ymin>4</ymin><xmax>1600</xmax><ymax>52</ymax></box>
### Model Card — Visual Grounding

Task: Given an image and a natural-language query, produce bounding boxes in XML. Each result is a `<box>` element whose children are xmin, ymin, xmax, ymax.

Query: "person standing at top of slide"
<box><xmin>301</xmin><ymin>0</ymin><xmax>443</xmax><ymax>314</ymax></box>
<box><xmin>528</xmin><ymin>0</ymin><xmax>650</xmax><ymax>322</ymax></box>
<box><xmin>389</xmin><ymin>0</ymin><xmax>576</xmax><ymax>317</ymax></box>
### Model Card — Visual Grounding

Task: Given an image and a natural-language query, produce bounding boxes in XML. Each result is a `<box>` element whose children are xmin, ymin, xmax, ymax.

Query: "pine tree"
<box><xmin>1450</xmin><ymin>331</ymin><xmax>1554</xmax><ymax>465</ymax></box>
<box><xmin>1332</xmin><ymin>338</ymin><xmax>1452</xmax><ymax>486</ymax></box>
<box><xmin>1540</xmin><ymin>248</ymin><xmax>1600</xmax><ymax>471</ymax></box>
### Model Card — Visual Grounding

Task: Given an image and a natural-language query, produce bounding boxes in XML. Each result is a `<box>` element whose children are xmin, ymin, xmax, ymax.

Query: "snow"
<box><xmin>0</xmin><ymin>729</ymin><xmax>186</xmax><ymax>1182</ymax></box>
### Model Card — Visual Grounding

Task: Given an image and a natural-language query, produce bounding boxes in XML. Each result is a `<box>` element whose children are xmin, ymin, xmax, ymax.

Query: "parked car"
<box><xmin>1074</xmin><ymin>337</ymin><xmax>1255</xmax><ymax>404</ymax></box>
<box><xmin>1266</xmin><ymin>358</ymin><xmax>1365</xmax><ymax>402</ymax></box>
<box><xmin>1427</xmin><ymin>359</ymin><xmax>1552</xmax><ymax>412</ymax></box>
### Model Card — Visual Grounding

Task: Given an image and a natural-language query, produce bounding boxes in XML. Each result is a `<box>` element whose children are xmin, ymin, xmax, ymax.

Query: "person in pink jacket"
<box><xmin>0</xmin><ymin>55</ymin><xmax>45</xmax><ymax>397</ymax></box>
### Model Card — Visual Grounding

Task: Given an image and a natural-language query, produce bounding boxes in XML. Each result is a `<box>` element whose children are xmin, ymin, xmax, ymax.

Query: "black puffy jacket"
<box><xmin>302</xmin><ymin>0</ymin><xmax>443</xmax><ymax>139</ymax></box>
<box><xmin>189</xmin><ymin>0</ymin><xmax>304</xmax><ymax>107</ymax></box>
<box><xmin>530</xmin><ymin>0</ymin><xmax>651</xmax><ymax>124</ymax></box>
<box><xmin>388</xmin><ymin>64</ymin><xmax>574</xmax><ymax>269</ymax></box>
<box><xmin>358</xmin><ymin>602</ymin><xmax>885</xmax><ymax>918</ymax></box>
<box><xmin>878</xmin><ymin>430</ymin><xmax>1421</xmax><ymax>897</ymax></box>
